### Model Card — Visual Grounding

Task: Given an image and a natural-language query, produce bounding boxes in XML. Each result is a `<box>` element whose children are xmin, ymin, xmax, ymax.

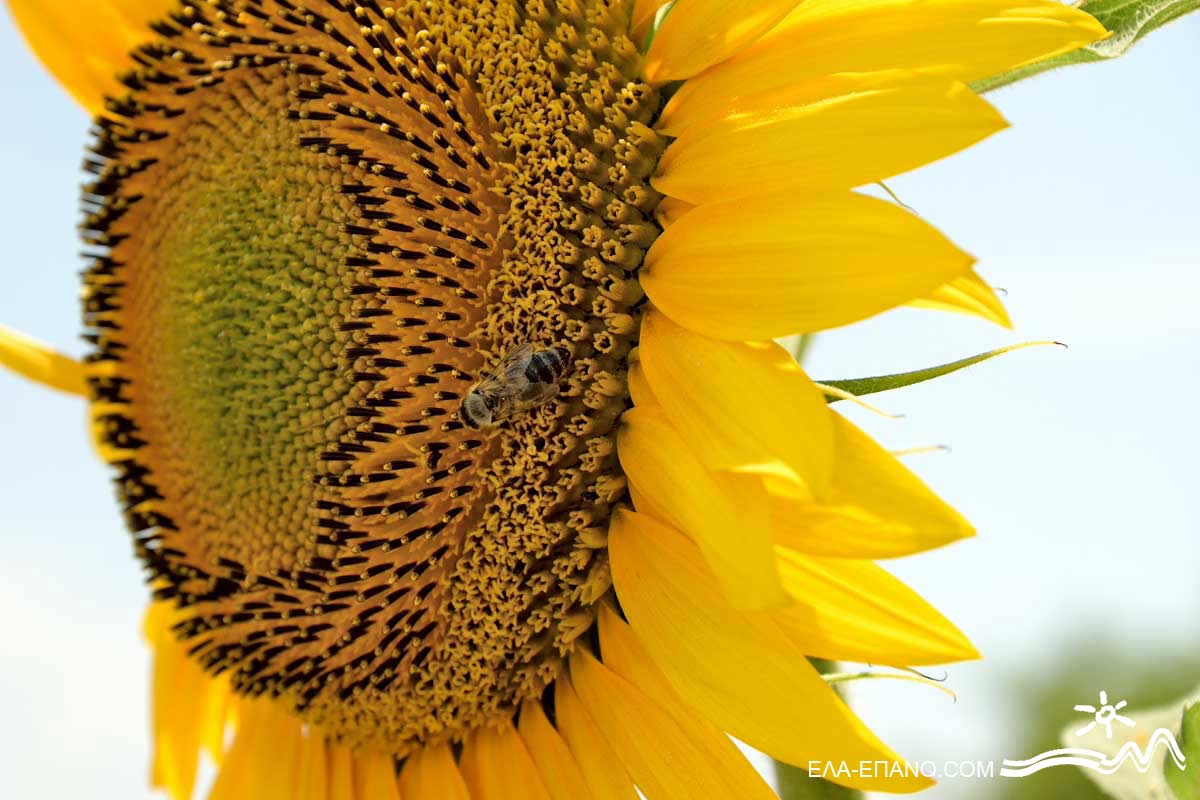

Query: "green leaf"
<box><xmin>1166</xmin><ymin>703</ymin><xmax>1200</xmax><ymax>800</ymax></box>
<box><xmin>818</xmin><ymin>341</ymin><xmax>1062</xmax><ymax>402</ymax></box>
<box><xmin>971</xmin><ymin>0</ymin><xmax>1200</xmax><ymax>93</ymax></box>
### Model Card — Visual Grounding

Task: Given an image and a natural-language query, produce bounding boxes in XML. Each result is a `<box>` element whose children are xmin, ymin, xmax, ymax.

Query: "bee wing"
<box><xmin>472</xmin><ymin>343</ymin><xmax>534</xmax><ymax>396</ymax></box>
<box><xmin>493</xmin><ymin>343</ymin><xmax>536</xmax><ymax>383</ymax></box>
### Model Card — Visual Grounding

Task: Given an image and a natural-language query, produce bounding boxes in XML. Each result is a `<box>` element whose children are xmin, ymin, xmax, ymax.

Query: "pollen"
<box><xmin>81</xmin><ymin>0</ymin><xmax>662</xmax><ymax>751</ymax></box>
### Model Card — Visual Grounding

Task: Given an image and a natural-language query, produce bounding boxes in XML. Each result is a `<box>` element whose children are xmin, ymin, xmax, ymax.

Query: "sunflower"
<box><xmin>2</xmin><ymin>0</ymin><xmax>1105</xmax><ymax>797</ymax></box>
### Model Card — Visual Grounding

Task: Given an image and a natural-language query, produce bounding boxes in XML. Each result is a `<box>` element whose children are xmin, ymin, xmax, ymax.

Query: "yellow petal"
<box><xmin>207</xmin><ymin>702</ymin><xmax>263</xmax><ymax>800</ymax></box>
<box><xmin>460</xmin><ymin>721</ymin><xmax>552</xmax><ymax>800</ymax></box>
<box><xmin>644</xmin><ymin>0</ymin><xmax>802</xmax><ymax>83</ymax></box>
<box><xmin>641</xmin><ymin>191</ymin><xmax>975</xmax><ymax>340</ymax></box>
<box><xmin>398</xmin><ymin>744</ymin><xmax>470</xmax><ymax>800</ymax></box>
<box><xmin>661</xmin><ymin>0</ymin><xmax>1107</xmax><ymax>132</ymax></box>
<box><xmin>773</xmin><ymin>548</ymin><xmax>979</xmax><ymax>665</ymax></box>
<box><xmin>518</xmin><ymin>701</ymin><xmax>594</xmax><ymax>800</ymax></box>
<box><xmin>773</xmin><ymin>412</ymin><xmax>973</xmax><ymax>559</ymax></box>
<box><xmin>618</xmin><ymin>406</ymin><xmax>788</xmax><ymax>609</ymax></box>
<box><xmin>632</xmin><ymin>0</ymin><xmax>668</xmax><ymax>43</ymax></box>
<box><xmin>656</xmin><ymin>76</ymin><xmax>1006</xmax><ymax>204</ymax></box>
<box><xmin>250</xmin><ymin>704</ymin><xmax>305</xmax><ymax>800</ymax></box>
<box><xmin>201</xmin><ymin>677</ymin><xmax>231</xmax><ymax>763</ymax></box>
<box><xmin>329</xmin><ymin>745</ymin><xmax>355</xmax><ymax>800</ymax></box>
<box><xmin>148</xmin><ymin>626</ymin><xmax>203</xmax><ymax>800</ymax></box>
<box><xmin>0</xmin><ymin>324</ymin><xmax>86</xmax><ymax>396</ymax></box>
<box><xmin>653</xmin><ymin>196</ymin><xmax>695</xmax><ymax>229</ymax></box>
<box><xmin>354</xmin><ymin>751</ymin><xmax>402</xmax><ymax>800</ymax></box>
<box><xmin>609</xmin><ymin>508</ymin><xmax>931</xmax><ymax>793</ymax></box>
<box><xmin>910</xmin><ymin>268</ymin><xmax>1013</xmax><ymax>327</ymax></box>
<box><xmin>554</xmin><ymin>681</ymin><xmax>640</xmax><ymax>800</ymax></box>
<box><xmin>210</xmin><ymin>700</ymin><xmax>303</xmax><ymax>800</ymax></box>
<box><xmin>772</xmin><ymin>495</ymin><xmax>967</xmax><ymax>560</ymax></box>
<box><xmin>7</xmin><ymin>0</ymin><xmax>176</xmax><ymax>113</ymax></box>
<box><xmin>596</xmin><ymin>605</ymin><xmax>780</xmax><ymax>796</ymax></box>
<box><xmin>596</xmin><ymin>606</ymin><xmax>681</xmax><ymax>710</ymax></box>
<box><xmin>571</xmin><ymin>649</ymin><xmax>779</xmax><ymax>800</ymax></box>
<box><xmin>145</xmin><ymin>601</ymin><xmax>232</xmax><ymax>789</ymax></box>
<box><xmin>626</xmin><ymin>358</ymin><xmax>659</xmax><ymax>410</ymax></box>
<box><xmin>296</xmin><ymin>732</ymin><xmax>330</xmax><ymax>800</ymax></box>
<box><xmin>640</xmin><ymin>311</ymin><xmax>833</xmax><ymax>493</ymax></box>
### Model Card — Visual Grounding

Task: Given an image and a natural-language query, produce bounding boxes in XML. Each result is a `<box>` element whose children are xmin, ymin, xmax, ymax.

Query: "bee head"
<box><xmin>461</xmin><ymin>392</ymin><xmax>493</xmax><ymax>429</ymax></box>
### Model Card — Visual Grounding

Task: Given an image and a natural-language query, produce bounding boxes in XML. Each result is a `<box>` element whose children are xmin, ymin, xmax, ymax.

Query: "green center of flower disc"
<box><xmin>125</xmin><ymin>69</ymin><xmax>363</xmax><ymax>573</ymax></box>
<box><xmin>82</xmin><ymin>0</ymin><xmax>662</xmax><ymax>751</ymax></box>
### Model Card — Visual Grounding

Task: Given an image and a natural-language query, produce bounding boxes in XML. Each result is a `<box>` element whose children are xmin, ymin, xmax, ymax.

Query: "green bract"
<box><xmin>819</xmin><ymin>342</ymin><xmax>1062</xmax><ymax>402</ymax></box>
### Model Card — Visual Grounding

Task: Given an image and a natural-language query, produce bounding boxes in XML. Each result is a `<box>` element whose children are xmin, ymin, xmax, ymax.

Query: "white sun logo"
<box><xmin>1074</xmin><ymin>690</ymin><xmax>1136</xmax><ymax>739</ymax></box>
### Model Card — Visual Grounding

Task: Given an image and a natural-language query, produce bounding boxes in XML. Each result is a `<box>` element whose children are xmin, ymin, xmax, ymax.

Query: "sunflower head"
<box><xmin>0</xmin><ymin>0</ymin><xmax>1109</xmax><ymax>795</ymax></box>
<box><xmin>83</xmin><ymin>0</ymin><xmax>664</xmax><ymax>750</ymax></box>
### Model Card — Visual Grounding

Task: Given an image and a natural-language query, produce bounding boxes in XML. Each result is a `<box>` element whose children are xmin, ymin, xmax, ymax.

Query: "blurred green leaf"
<box><xmin>1166</xmin><ymin>703</ymin><xmax>1200</xmax><ymax>800</ymax></box>
<box><xmin>818</xmin><ymin>342</ymin><xmax>1060</xmax><ymax>401</ymax></box>
<box><xmin>775</xmin><ymin>761</ymin><xmax>863</xmax><ymax>800</ymax></box>
<box><xmin>996</xmin><ymin>637</ymin><xmax>1200</xmax><ymax>800</ymax></box>
<box><xmin>972</xmin><ymin>0</ymin><xmax>1200</xmax><ymax>92</ymax></box>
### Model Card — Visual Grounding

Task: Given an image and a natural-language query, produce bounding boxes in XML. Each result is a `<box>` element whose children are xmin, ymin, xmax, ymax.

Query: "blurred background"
<box><xmin>1</xmin><ymin>8</ymin><xmax>1197</xmax><ymax>799</ymax></box>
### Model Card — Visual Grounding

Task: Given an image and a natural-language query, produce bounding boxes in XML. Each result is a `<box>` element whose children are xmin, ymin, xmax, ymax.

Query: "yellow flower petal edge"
<box><xmin>355</xmin><ymin>752</ymin><xmax>403</xmax><ymax>800</ymax></box>
<box><xmin>0</xmin><ymin>324</ymin><xmax>86</xmax><ymax>396</ymax></box>
<box><xmin>774</xmin><ymin>548</ymin><xmax>981</xmax><ymax>665</ymax></box>
<box><xmin>912</xmin><ymin>268</ymin><xmax>1014</xmax><ymax>328</ymax></box>
<box><xmin>399</xmin><ymin>744</ymin><xmax>470</xmax><ymax>800</ymax></box>
<box><xmin>554</xmin><ymin>680</ymin><xmax>640</xmax><ymax>800</ymax></box>
<box><xmin>145</xmin><ymin>603</ymin><xmax>231</xmax><ymax>799</ymax></box>
<box><xmin>769</xmin><ymin>411</ymin><xmax>974</xmax><ymax>559</ymax></box>
<box><xmin>609</xmin><ymin>508</ymin><xmax>933</xmax><ymax>793</ymax></box>
<box><xmin>655</xmin><ymin>74</ymin><xmax>1008</xmax><ymax>205</ymax></box>
<box><xmin>146</xmin><ymin>606</ymin><xmax>209</xmax><ymax>800</ymax></box>
<box><xmin>596</xmin><ymin>603</ymin><xmax>788</xmax><ymax>795</ymax></box>
<box><xmin>661</xmin><ymin>0</ymin><xmax>1108</xmax><ymax>132</ymax></box>
<box><xmin>641</xmin><ymin>190</ymin><xmax>976</xmax><ymax>340</ymax></box>
<box><xmin>459</xmin><ymin>721</ymin><xmax>552</xmax><ymax>800</ymax></box>
<box><xmin>640</xmin><ymin>310</ymin><xmax>833</xmax><ymax>493</ymax></box>
<box><xmin>570</xmin><ymin>648</ymin><xmax>779</xmax><ymax>800</ymax></box>
<box><xmin>518</xmin><ymin>701</ymin><xmax>594</xmax><ymax>800</ymax></box>
<box><xmin>643</xmin><ymin>0</ymin><xmax>802</xmax><ymax>83</ymax></box>
<box><xmin>617</xmin><ymin>406</ymin><xmax>788</xmax><ymax>609</ymax></box>
<box><xmin>771</xmin><ymin>494</ymin><xmax>969</xmax><ymax>560</ymax></box>
<box><xmin>625</xmin><ymin>358</ymin><xmax>658</xmax><ymax>410</ymax></box>
<box><xmin>6</xmin><ymin>0</ymin><xmax>176</xmax><ymax>113</ymax></box>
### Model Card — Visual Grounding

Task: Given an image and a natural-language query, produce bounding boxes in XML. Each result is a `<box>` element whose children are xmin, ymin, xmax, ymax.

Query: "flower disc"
<box><xmin>84</xmin><ymin>0</ymin><xmax>661</xmax><ymax>750</ymax></box>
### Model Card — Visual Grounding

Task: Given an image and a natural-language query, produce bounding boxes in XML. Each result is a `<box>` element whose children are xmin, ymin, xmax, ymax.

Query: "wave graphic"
<box><xmin>1001</xmin><ymin>728</ymin><xmax>1186</xmax><ymax>778</ymax></box>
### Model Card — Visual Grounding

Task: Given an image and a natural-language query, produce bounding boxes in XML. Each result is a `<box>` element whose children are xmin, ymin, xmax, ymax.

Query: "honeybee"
<box><xmin>460</xmin><ymin>343</ymin><xmax>572</xmax><ymax>429</ymax></box>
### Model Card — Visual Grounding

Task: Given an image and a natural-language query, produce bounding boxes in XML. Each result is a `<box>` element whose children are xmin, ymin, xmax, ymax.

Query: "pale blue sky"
<box><xmin>0</xmin><ymin>9</ymin><xmax>1197</xmax><ymax>799</ymax></box>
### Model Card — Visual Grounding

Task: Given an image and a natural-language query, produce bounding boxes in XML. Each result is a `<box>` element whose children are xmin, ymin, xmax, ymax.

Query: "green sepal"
<box><xmin>1167</xmin><ymin>703</ymin><xmax>1200</xmax><ymax>800</ymax></box>
<box><xmin>818</xmin><ymin>342</ymin><xmax>1062</xmax><ymax>402</ymax></box>
<box><xmin>972</xmin><ymin>0</ymin><xmax>1200</xmax><ymax>93</ymax></box>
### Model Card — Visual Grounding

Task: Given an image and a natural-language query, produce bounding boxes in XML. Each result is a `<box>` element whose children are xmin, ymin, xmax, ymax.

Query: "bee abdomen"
<box><xmin>525</xmin><ymin>345</ymin><xmax>571</xmax><ymax>384</ymax></box>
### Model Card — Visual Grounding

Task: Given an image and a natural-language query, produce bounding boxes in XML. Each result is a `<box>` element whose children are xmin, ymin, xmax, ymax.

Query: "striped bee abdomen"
<box><xmin>525</xmin><ymin>345</ymin><xmax>572</xmax><ymax>384</ymax></box>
